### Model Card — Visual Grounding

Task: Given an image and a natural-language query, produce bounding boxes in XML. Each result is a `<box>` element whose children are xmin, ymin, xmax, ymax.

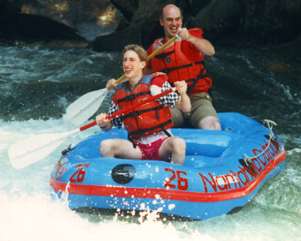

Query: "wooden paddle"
<box><xmin>63</xmin><ymin>35</ymin><xmax>178</xmax><ymax>126</ymax></box>
<box><xmin>9</xmin><ymin>88</ymin><xmax>175</xmax><ymax>169</ymax></box>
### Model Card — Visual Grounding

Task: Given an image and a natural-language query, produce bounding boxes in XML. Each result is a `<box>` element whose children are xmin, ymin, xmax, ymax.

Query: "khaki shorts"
<box><xmin>171</xmin><ymin>92</ymin><xmax>217</xmax><ymax>128</ymax></box>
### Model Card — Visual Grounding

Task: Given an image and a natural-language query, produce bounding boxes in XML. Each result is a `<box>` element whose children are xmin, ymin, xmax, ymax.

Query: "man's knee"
<box><xmin>198</xmin><ymin>116</ymin><xmax>221</xmax><ymax>130</ymax></box>
<box><xmin>171</xmin><ymin>107</ymin><xmax>185</xmax><ymax>127</ymax></box>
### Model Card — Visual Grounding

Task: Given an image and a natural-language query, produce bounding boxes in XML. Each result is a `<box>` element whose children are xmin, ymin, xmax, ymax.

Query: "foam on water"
<box><xmin>1</xmin><ymin>191</ymin><xmax>300</xmax><ymax>241</ymax></box>
<box><xmin>1</xmin><ymin>118</ymin><xmax>301</xmax><ymax>241</ymax></box>
<box><xmin>1</xmin><ymin>40</ymin><xmax>301</xmax><ymax>241</ymax></box>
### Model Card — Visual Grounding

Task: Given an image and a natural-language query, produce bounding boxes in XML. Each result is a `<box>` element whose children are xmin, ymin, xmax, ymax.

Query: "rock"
<box><xmin>92</xmin><ymin>25</ymin><xmax>142</xmax><ymax>51</ymax></box>
<box><xmin>1</xmin><ymin>0</ymin><xmax>300</xmax><ymax>50</ymax></box>
<box><xmin>93</xmin><ymin>0</ymin><xmax>301</xmax><ymax>50</ymax></box>
<box><xmin>111</xmin><ymin>0</ymin><xmax>138</xmax><ymax>22</ymax></box>
<box><xmin>0</xmin><ymin>13</ymin><xmax>87</xmax><ymax>46</ymax></box>
<box><xmin>0</xmin><ymin>0</ymin><xmax>120</xmax><ymax>42</ymax></box>
<box><xmin>185</xmin><ymin>0</ymin><xmax>242</xmax><ymax>41</ymax></box>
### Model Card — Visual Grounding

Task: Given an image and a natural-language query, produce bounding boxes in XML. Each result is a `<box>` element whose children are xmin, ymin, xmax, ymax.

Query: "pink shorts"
<box><xmin>136</xmin><ymin>137</ymin><xmax>168</xmax><ymax>160</ymax></box>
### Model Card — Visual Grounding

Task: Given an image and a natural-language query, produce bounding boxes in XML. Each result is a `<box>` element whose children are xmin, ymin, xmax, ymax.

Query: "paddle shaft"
<box><xmin>79</xmin><ymin>88</ymin><xmax>175</xmax><ymax>132</ymax></box>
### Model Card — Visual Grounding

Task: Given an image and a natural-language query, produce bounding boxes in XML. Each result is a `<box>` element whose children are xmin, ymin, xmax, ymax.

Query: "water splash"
<box><xmin>1</xmin><ymin>43</ymin><xmax>301</xmax><ymax>241</ymax></box>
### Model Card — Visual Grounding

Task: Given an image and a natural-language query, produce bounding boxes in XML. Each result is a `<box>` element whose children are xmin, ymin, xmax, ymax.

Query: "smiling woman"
<box><xmin>95</xmin><ymin>44</ymin><xmax>190</xmax><ymax>165</ymax></box>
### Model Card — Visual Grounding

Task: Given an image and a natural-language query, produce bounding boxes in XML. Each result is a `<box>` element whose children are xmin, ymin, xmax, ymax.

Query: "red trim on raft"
<box><xmin>50</xmin><ymin>150</ymin><xmax>286</xmax><ymax>202</ymax></box>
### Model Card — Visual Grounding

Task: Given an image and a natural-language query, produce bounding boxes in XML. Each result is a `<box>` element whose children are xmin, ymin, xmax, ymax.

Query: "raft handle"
<box><xmin>61</xmin><ymin>144</ymin><xmax>74</xmax><ymax>156</ymax></box>
<box><xmin>241</xmin><ymin>119</ymin><xmax>278</xmax><ymax>175</ymax></box>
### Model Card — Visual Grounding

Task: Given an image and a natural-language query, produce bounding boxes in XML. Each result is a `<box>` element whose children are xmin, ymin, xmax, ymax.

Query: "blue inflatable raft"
<box><xmin>50</xmin><ymin>112</ymin><xmax>286</xmax><ymax>220</ymax></box>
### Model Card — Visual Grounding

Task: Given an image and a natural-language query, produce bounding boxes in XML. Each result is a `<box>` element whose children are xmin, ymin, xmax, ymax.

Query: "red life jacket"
<box><xmin>112</xmin><ymin>74</ymin><xmax>173</xmax><ymax>140</ymax></box>
<box><xmin>149</xmin><ymin>28</ymin><xmax>212</xmax><ymax>94</ymax></box>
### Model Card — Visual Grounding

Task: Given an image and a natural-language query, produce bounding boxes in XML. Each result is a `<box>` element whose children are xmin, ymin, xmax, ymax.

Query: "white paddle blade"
<box><xmin>8</xmin><ymin>129</ymin><xmax>78</xmax><ymax>170</ymax></box>
<box><xmin>63</xmin><ymin>88</ymin><xmax>108</xmax><ymax>126</ymax></box>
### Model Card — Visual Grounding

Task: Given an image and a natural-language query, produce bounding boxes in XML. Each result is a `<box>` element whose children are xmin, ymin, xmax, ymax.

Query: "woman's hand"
<box><xmin>96</xmin><ymin>113</ymin><xmax>112</xmax><ymax>130</ymax></box>
<box><xmin>106</xmin><ymin>78</ymin><xmax>117</xmax><ymax>90</ymax></box>
<box><xmin>174</xmin><ymin>80</ymin><xmax>188</xmax><ymax>96</ymax></box>
<box><xmin>174</xmin><ymin>81</ymin><xmax>191</xmax><ymax>113</ymax></box>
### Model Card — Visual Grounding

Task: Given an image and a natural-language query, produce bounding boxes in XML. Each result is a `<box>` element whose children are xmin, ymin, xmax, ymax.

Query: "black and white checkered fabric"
<box><xmin>108</xmin><ymin>81</ymin><xmax>179</xmax><ymax>128</ymax></box>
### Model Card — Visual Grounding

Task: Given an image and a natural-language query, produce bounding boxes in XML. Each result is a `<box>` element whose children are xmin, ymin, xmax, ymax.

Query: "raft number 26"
<box><xmin>69</xmin><ymin>164</ymin><xmax>89</xmax><ymax>183</ymax></box>
<box><xmin>164</xmin><ymin>168</ymin><xmax>188</xmax><ymax>190</ymax></box>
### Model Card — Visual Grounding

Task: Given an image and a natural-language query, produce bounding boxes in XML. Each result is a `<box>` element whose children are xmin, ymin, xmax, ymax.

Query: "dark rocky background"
<box><xmin>1</xmin><ymin>0</ymin><xmax>300</xmax><ymax>49</ymax></box>
<box><xmin>0</xmin><ymin>0</ymin><xmax>300</xmax><ymax>133</ymax></box>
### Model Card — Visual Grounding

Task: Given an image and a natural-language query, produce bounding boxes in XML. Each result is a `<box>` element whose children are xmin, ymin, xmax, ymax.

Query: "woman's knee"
<box><xmin>100</xmin><ymin>139</ymin><xmax>116</xmax><ymax>156</ymax></box>
<box><xmin>170</xmin><ymin>137</ymin><xmax>186</xmax><ymax>152</ymax></box>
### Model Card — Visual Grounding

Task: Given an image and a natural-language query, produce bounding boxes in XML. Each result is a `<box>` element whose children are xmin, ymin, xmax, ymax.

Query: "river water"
<box><xmin>0</xmin><ymin>42</ymin><xmax>300</xmax><ymax>241</ymax></box>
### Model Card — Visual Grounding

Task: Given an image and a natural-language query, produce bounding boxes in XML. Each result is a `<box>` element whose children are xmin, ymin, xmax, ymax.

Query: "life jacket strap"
<box><xmin>116</xmin><ymin>90</ymin><xmax>150</xmax><ymax>103</ymax></box>
<box><xmin>154</xmin><ymin>50</ymin><xmax>175</xmax><ymax>60</ymax></box>
<box><xmin>186</xmin><ymin>68</ymin><xmax>210</xmax><ymax>93</ymax></box>
<box><xmin>160</xmin><ymin>60</ymin><xmax>204</xmax><ymax>74</ymax></box>
<box><xmin>119</xmin><ymin>105</ymin><xmax>163</xmax><ymax>121</ymax></box>
<box><xmin>128</xmin><ymin>119</ymin><xmax>173</xmax><ymax>139</ymax></box>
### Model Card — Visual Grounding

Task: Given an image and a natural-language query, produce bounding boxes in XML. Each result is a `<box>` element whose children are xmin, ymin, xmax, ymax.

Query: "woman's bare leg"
<box><xmin>100</xmin><ymin>139</ymin><xmax>142</xmax><ymax>159</ymax></box>
<box><xmin>158</xmin><ymin>137</ymin><xmax>185</xmax><ymax>165</ymax></box>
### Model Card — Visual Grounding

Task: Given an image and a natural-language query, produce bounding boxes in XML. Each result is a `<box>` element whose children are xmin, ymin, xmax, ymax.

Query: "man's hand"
<box><xmin>177</xmin><ymin>28</ymin><xmax>191</xmax><ymax>41</ymax></box>
<box><xmin>177</xmin><ymin>28</ymin><xmax>215</xmax><ymax>56</ymax></box>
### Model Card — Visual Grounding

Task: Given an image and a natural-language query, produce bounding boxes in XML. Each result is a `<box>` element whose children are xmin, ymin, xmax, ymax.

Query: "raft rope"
<box><xmin>243</xmin><ymin>119</ymin><xmax>278</xmax><ymax>165</ymax></box>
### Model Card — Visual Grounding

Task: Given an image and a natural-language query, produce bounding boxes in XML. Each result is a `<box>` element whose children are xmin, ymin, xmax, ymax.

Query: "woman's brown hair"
<box><xmin>122</xmin><ymin>44</ymin><xmax>148</xmax><ymax>62</ymax></box>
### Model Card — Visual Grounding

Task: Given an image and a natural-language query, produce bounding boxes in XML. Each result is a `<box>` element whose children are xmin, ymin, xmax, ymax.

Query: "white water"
<box><xmin>1</xmin><ymin>118</ymin><xmax>301</xmax><ymax>241</ymax></box>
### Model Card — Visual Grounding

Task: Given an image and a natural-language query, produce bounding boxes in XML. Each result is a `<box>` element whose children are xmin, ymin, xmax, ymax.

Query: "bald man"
<box><xmin>148</xmin><ymin>4</ymin><xmax>221</xmax><ymax>130</ymax></box>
